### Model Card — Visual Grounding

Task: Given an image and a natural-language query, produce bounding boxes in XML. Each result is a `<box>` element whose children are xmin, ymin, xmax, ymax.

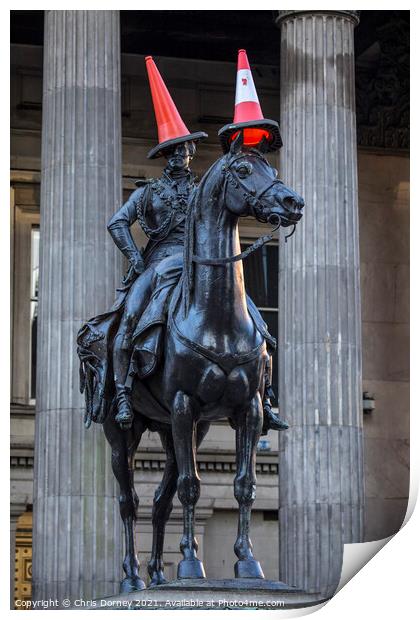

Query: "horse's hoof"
<box><xmin>148</xmin><ymin>570</ymin><xmax>168</xmax><ymax>587</ymax></box>
<box><xmin>120</xmin><ymin>576</ymin><xmax>146</xmax><ymax>593</ymax></box>
<box><xmin>177</xmin><ymin>558</ymin><xmax>206</xmax><ymax>579</ymax></box>
<box><xmin>234</xmin><ymin>559</ymin><xmax>265</xmax><ymax>579</ymax></box>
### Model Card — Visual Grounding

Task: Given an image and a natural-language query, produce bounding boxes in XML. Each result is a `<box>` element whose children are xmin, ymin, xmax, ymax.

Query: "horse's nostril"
<box><xmin>268</xmin><ymin>212</ymin><xmax>281</xmax><ymax>227</ymax></box>
<box><xmin>284</xmin><ymin>197</ymin><xmax>297</xmax><ymax>210</ymax></box>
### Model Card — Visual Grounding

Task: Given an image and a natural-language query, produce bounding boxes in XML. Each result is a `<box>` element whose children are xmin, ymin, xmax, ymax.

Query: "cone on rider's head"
<box><xmin>145</xmin><ymin>56</ymin><xmax>207</xmax><ymax>159</ymax></box>
<box><xmin>218</xmin><ymin>49</ymin><xmax>282</xmax><ymax>153</ymax></box>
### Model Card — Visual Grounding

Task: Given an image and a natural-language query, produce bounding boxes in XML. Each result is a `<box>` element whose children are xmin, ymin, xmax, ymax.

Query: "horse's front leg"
<box><xmin>171</xmin><ymin>391</ymin><xmax>206</xmax><ymax>579</ymax></box>
<box><xmin>103</xmin><ymin>414</ymin><xmax>146</xmax><ymax>593</ymax></box>
<box><xmin>147</xmin><ymin>428</ymin><xmax>178</xmax><ymax>586</ymax></box>
<box><xmin>148</xmin><ymin>421</ymin><xmax>210</xmax><ymax>585</ymax></box>
<box><xmin>233</xmin><ymin>393</ymin><xmax>265</xmax><ymax>579</ymax></box>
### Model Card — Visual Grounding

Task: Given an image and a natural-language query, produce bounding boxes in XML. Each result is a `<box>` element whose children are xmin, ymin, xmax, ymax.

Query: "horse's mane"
<box><xmin>181</xmin><ymin>155</ymin><xmax>227</xmax><ymax>316</ymax></box>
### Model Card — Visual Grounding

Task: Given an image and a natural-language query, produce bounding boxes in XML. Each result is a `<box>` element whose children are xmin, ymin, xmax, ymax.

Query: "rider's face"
<box><xmin>164</xmin><ymin>142</ymin><xmax>196</xmax><ymax>171</ymax></box>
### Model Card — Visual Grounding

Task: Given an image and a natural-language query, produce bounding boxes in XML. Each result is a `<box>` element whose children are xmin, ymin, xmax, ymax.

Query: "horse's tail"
<box><xmin>77</xmin><ymin>346</ymin><xmax>100</xmax><ymax>428</ymax></box>
<box><xmin>76</xmin><ymin>321</ymin><xmax>114</xmax><ymax>427</ymax></box>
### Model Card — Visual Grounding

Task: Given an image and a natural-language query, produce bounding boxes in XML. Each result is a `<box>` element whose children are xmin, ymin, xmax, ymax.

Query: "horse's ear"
<box><xmin>256</xmin><ymin>135</ymin><xmax>270</xmax><ymax>154</ymax></box>
<box><xmin>230</xmin><ymin>131</ymin><xmax>243</xmax><ymax>154</ymax></box>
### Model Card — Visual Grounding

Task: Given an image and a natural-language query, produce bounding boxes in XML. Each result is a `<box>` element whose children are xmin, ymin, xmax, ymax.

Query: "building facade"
<box><xmin>10</xmin><ymin>10</ymin><xmax>409</xmax><ymax>607</ymax></box>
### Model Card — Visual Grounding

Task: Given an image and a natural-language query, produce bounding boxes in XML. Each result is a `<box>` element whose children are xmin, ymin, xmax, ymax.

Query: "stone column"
<box><xmin>275</xmin><ymin>11</ymin><xmax>364</xmax><ymax>598</ymax></box>
<box><xmin>33</xmin><ymin>11</ymin><xmax>123</xmax><ymax>601</ymax></box>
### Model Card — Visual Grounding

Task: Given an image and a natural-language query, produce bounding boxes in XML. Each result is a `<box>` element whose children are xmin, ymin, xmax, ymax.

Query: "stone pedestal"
<box><xmin>275</xmin><ymin>10</ymin><xmax>364</xmax><ymax>598</ymax></box>
<box><xmin>71</xmin><ymin>580</ymin><xmax>325</xmax><ymax>610</ymax></box>
<box><xmin>32</xmin><ymin>11</ymin><xmax>123</xmax><ymax>600</ymax></box>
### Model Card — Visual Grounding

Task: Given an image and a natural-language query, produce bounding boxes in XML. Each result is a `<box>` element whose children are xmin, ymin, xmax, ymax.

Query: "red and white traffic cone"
<box><xmin>219</xmin><ymin>49</ymin><xmax>282</xmax><ymax>153</ymax></box>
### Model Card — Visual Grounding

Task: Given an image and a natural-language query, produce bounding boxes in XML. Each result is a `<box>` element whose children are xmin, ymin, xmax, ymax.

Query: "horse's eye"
<box><xmin>236</xmin><ymin>163</ymin><xmax>253</xmax><ymax>178</ymax></box>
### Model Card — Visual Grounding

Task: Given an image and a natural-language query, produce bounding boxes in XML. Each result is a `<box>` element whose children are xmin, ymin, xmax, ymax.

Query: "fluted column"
<box><xmin>275</xmin><ymin>11</ymin><xmax>364</xmax><ymax>598</ymax></box>
<box><xmin>33</xmin><ymin>11</ymin><xmax>123</xmax><ymax>600</ymax></box>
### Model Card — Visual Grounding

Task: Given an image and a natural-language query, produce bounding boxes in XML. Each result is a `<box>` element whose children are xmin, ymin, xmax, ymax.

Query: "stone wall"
<box><xmin>358</xmin><ymin>151</ymin><xmax>410</xmax><ymax>540</ymax></box>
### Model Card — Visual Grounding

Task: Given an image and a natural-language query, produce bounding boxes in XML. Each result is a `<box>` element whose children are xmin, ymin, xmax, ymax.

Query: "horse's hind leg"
<box><xmin>233</xmin><ymin>393</ymin><xmax>265</xmax><ymax>579</ymax></box>
<box><xmin>148</xmin><ymin>421</ymin><xmax>210</xmax><ymax>585</ymax></box>
<box><xmin>103</xmin><ymin>413</ymin><xmax>146</xmax><ymax>593</ymax></box>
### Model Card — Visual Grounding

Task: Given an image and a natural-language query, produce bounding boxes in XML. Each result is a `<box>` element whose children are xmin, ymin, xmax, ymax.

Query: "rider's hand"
<box><xmin>131</xmin><ymin>252</ymin><xmax>145</xmax><ymax>275</ymax></box>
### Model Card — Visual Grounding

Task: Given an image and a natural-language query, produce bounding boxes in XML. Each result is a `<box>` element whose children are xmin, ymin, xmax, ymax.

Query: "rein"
<box><xmin>191</xmin><ymin>153</ymin><xmax>295</xmax><ymax>267</ymax></box>
<box><xmin>192</xmin><ymin>230</ymin><xmax>278</xmax><ymax>266</ymax></box>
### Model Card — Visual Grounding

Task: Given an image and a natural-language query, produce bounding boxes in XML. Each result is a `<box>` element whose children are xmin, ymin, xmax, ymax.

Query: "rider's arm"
<box><xmin>107</xmin><ymin>188</ymin><xmax>144</xmax><ymax>273</ymax></box>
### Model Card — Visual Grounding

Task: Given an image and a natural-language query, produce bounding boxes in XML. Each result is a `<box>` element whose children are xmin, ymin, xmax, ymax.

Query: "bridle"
<box><xmin>225</xmin><ymin>152</ymin><xmax>280</xmax><ymax>219</ymax></box>
<box><xmin>192</xmin><ymin>151</ymin><xmax>296</xmax><ymax>267</ymax></box>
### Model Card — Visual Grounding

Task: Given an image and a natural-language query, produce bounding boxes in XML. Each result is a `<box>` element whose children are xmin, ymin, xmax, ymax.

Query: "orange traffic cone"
<box><xmin>145</xmin><ymin>56</ymin><xmax>207</xmax><ymax>159</ymax></box>
<box><xmin>218</xmin><ymin>49</ymin><xmax>282</xmax><ymax>153</ymax></box>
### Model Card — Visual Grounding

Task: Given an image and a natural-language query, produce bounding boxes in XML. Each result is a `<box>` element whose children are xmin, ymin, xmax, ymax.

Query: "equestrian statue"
<box><xmin>77</xmin><ymin>50</ymin><xmax>304</xmax><ymax>593</ymax></box>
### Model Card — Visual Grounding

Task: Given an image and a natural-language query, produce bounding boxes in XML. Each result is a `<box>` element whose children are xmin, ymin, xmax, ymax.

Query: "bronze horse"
<box><xmin>83</xmin><ymin>132</ymin><xmax>304</xmax><ymax>592</ymax></box>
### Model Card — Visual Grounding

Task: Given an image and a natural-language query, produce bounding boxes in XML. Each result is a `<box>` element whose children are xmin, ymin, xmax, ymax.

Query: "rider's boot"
<box><xmin>114</xmin><ymin>331</ymin><xmax>135</xmax><ymax>430</ymax></box>
<box><xmin>115</xmin><ymin>382</ymin><xmax>134</xmax><ymax>429</ymax></box>
<box><xmin>262</xmin><ymin>388</ymin><xmax>289</xmax><ymax>435</ymax></box>
<box><xmin>261</xmin><ymin>355</ymin><xmax>289</xmax><ymax>434</ymax></box>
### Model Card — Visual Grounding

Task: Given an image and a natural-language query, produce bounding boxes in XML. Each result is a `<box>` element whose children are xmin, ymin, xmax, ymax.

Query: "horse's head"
<box><xmin>221</xmin><ymin>131</ymin><xmax>304</xmax><ymax>228</ymax></box>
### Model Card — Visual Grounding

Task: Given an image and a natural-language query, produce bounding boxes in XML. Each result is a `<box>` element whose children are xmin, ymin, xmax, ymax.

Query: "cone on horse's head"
<box><xmin>218</xmin><ymin>49</ymin><xmax>282</xmax><ymax>153</ymax></box>
<box><xmin>145</xmin><ymin>56</ymin><xmax>207</xmax><ymax>159</ymax></box>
